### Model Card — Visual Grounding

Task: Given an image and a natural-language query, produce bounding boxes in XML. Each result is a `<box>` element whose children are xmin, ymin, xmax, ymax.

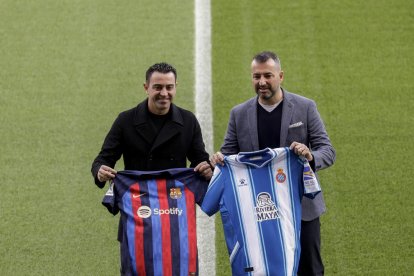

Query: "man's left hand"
<box><xmin>194</xmin><ymin>161</ymin><xmax>213</xmax><ymax>181</ymax></box>
<box><xmin>290</xmin><ymin>142</ymin><xmax>313</xmax><ymax>161</ymax></box>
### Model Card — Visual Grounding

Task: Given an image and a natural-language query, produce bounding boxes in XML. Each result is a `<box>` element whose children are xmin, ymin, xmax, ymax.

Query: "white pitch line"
<box><xmin>194</xmin><ymin>0</ymin><xmax>216</xmax><ymax>275</ymax></box>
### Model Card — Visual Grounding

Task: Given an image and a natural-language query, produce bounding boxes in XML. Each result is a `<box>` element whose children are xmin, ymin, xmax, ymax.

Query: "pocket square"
<box><xmin>289</xmin><ymin>121</ymin><xmax>303</xmax><ymax>128</ymax></box>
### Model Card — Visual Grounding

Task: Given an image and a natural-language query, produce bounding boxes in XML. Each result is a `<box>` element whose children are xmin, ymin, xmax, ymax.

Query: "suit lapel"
<box><xmin>151</xmin><ymin>120</ymin><xmax>181</xmax><ymax>150</ymax></box>
<box><xmin>135</xmin><ymin>124</ymin><xmax>155</xmax><ymax>145</ymax></box>
<box><xmin>134</xmin><ymin>101</ymin><xmax>184</xmax><ymax>150</ymax></box>
<box><xmin>280</xmin><ymin>90</ymin><xmax>294</xmax><ymax>147</ymax></box>
<box><xmin>133</xmin><ymin>100</ymin><xmax>155</xmax><ymax>145</ymax></box>
<box><xmin>248</xmin><ymin>98</ymin><xmax>260</xmax><ymax>151</ymax></box>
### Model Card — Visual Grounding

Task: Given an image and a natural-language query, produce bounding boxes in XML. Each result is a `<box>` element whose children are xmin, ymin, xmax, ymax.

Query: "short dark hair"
<box><xmin>145</xmin><ymin>62</ymin><xmax>177</xmax><ymax>82</ymax></box>
<box><xmin>252</xmin><ymin>51</ymin><xmax>281</xmax><ymax>67</ymax></box>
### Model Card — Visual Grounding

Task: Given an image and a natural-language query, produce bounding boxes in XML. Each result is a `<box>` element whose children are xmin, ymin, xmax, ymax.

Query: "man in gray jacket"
<box><xmin>210</xmin><ymin>51</ymin><xmax>335</xmax><ymax>275</ymax></box>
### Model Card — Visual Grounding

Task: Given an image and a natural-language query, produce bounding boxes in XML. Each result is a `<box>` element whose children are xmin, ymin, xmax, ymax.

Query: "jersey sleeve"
<box><xmin>102</xmin><ymin>181</ymin><xmax>119</xmax><ymax>215</ymax></box>
<box><xmin>302</xmin><ymin>160</ymin><xmax>321</xmax><ymax>199</ymax></box>
<box><xmin>200</xmin><ymin>166</ymin><xmax>225</xmax><ymax>216</ymax></box>
<box><xmin>191</xmin><ymin>175</ymin><xmax>209</xmax><ymax>205</ymax></box>
<box><xmin>177</xmin><ymin>169</ymin><xmax>209</xmax><ymax>205</ymax></box>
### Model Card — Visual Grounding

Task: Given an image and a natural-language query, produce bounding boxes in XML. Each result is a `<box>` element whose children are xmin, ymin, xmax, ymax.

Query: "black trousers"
<box><xmin>297</xmin><ymin>217</ymin><xmax>324</xmax><ymax>276</ymax></box>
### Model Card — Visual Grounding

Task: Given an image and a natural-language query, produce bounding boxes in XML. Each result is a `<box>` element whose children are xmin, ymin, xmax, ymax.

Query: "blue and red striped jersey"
<box><xmin>102</xmin><ymin>168</ymin><xmax>208</xmax><ymax>276</ymax></box>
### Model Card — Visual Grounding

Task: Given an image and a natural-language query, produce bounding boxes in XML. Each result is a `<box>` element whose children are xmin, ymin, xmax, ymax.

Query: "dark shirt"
<box><xmin>148</xmin><ymin>110</ymin><xmax>170</xmax><ymax>143</ymax></box>
<box><xmin>257</xmin><ymin>100</ymin><xmax>283</xmax><ymax>149</ymax></box>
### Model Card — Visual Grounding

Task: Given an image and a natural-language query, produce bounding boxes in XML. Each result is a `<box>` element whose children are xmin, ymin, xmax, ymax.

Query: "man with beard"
<box><xmin>92</xmin><ymin>62</ymin><xmax>213</xmax><ymax>274</ymax></box>
<box><xmin>92</xmin><ymin>62</ymin><xmax>212</xmax><ymax>186</ymax></box>
<box><xmin>210</xmin><ymin>51</ymin><xmax>335</xmax><ymax>275</ymax></box>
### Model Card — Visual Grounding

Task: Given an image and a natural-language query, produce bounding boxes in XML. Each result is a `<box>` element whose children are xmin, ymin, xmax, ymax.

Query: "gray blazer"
<box><xmin>220</xmin><ymin>89</ymin><xmax>336</xmax><ymax>221</ymax></box>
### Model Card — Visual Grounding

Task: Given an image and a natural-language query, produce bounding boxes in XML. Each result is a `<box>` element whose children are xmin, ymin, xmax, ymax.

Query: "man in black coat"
<box><xmin>91</xmin><ymin>62</ymin><xmax>212</xmax><ymax>188</ymax></box>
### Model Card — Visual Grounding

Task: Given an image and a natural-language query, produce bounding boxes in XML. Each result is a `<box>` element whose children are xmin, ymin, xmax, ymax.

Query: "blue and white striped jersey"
<box><xmin>201</xmin><ymin>147</ymin><xmax>320</xmax><ymax>276</ymax></box>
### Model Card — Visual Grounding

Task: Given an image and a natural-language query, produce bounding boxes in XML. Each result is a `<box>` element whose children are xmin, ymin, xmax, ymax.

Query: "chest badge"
<box><xmin>170</xmin><ymin>187</ymin><xmax>182</xmax><ymax>199</ymax></box>
<box><xmin>276</xmin><ymin>168</ymin><xmax>286</xmax><ymax>183</ymax></box>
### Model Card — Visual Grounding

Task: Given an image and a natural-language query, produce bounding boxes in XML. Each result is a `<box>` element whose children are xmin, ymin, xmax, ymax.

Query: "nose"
<box><xmin>259</xmin><ymin>76</ymin><xmax>266</xmax><ymax>86</ymax></box>
<box><xmin>160</xmin><ymin>87</ymin><xmax>168</xmax><ymax>95</ymax></box>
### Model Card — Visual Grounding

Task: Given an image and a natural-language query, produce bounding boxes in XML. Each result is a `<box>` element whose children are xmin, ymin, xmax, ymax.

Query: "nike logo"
<box><xmin>133</xmin><ymin>193</ymin><xmax>146</xmax><ymax>198</ymax></box>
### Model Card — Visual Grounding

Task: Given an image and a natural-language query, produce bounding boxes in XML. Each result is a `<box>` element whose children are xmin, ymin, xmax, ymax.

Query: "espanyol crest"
<box><xmin>276</xmin><ymin>168</ymin><xmax>286</xmax><ymax>183</ymax></box>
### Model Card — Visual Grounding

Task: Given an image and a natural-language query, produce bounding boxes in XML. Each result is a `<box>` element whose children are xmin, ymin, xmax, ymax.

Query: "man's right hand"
<box><xmin>209</xmin><ymin>151</ymin><xmax>225</xmax><ymax>167</ymax></box>
<box><xmin>97</xmin><ymin>165</ymin><xmax>117</xmax><ymax>182</ymax></box>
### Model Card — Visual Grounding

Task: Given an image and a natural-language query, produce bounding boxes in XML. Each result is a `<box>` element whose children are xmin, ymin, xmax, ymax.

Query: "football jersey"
<box><xmin>201</xmin><ymin>147</ymin><xmax>320</xmax><ymax>276</ymax></box>
<box><xmin>102</xmin><ymin>168</ymin><xmax>208</xmax><ymax>276</ymax></box>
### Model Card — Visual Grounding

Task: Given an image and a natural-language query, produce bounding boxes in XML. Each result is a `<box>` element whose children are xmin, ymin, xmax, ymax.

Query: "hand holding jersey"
<box><xmin>98</xmin><ymin>162</ymin><xmax>212</xmax><ymax>184</ymax></box>
<box><xmin>210</xmin><ymin>141</ymin><xmax>313</xmax><ymax>167</ymax></box>
<box><xmin>290</xmin><ymin>141</ymin><xmax>313</xmax><ymax>162</ymax></box>
<box><xmin>97</xmin><ymin>165</ymin><xmax>117</xmax><ymax>182</ymax></box>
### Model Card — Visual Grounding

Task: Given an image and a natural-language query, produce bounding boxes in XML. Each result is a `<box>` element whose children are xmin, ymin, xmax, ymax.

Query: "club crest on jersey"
<box><xmin>255</xmin><ymin>192</ymin><xmax>280</xmax><ymax>221</ymax></box>
<box><xmin>169</xmin><ymin>188</ymin><xmax>182</xmax><ymax>199</ymax></box>
<box><xmin>276</xmin><ymin>168</ymin><xmax>286</xmax><ymax>183</ymax></box>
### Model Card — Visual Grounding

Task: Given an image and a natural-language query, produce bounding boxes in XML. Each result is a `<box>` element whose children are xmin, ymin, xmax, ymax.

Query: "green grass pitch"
<box><xmin>1</xmin><ymin>0</ymin><xmax>413</xmax><ymax>275</ymax></box>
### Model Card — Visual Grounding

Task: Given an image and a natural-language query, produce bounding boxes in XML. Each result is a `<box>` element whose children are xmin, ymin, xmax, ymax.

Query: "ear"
<box><xmin>279</xmin><ymin>71</ymin><xmax>284</xmax><ymax>81</ymax></box>
<box><xmin>143</xmin><ymin>82</ymin><xmax>149</xmax><ymax>94</ymax></box>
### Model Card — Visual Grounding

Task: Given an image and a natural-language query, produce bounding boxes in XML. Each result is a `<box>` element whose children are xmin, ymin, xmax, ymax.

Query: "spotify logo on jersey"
<box><xmin>136</xmin><ymin>206</ymin><xmax>183</xmax><ymax>218</ymax></box>
<box><xmin>137</xmin><ymin>206</ymin><xmax>152</xmax><ymax>218</ymax></box>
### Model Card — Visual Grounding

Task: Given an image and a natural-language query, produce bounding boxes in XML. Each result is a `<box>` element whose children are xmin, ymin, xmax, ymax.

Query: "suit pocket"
<box><xmin>287</xmin><ymin>124</ymin><xmax>307</xmax><ymax>144</ymax></box>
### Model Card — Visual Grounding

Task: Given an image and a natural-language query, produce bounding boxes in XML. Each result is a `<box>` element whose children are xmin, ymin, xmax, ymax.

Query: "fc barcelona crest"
<box><xmin>276</xmin><ymin>168</ymin><xmax>286</xmax><ymax>183</ymax></box>
<box><xmin>169</xmin><ymin>188</ymin><xmax>182</xmax><ymax>199</ymax></box>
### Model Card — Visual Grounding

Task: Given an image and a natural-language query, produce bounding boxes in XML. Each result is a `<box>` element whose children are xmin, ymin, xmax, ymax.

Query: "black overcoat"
<box><xmin>91</xmin><ymin>99</ymin><xmax>209</xmax><ymax>188</ymax></box>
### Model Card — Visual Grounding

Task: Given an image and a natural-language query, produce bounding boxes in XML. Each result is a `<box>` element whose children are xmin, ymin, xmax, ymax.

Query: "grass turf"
<box><xmin>1</xmin><ymin>0</ymin><xmax>413</xmax><ymax>275</ymax></box>
<box><xmin>1</xmin><ymin>1</ymin><xmax>195</xmax><ymax>275</ymax></box>
<box><xmin>212</xmin><ymin>0</ymin><xmax>413</xmax><ymax>275</ymax></box>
